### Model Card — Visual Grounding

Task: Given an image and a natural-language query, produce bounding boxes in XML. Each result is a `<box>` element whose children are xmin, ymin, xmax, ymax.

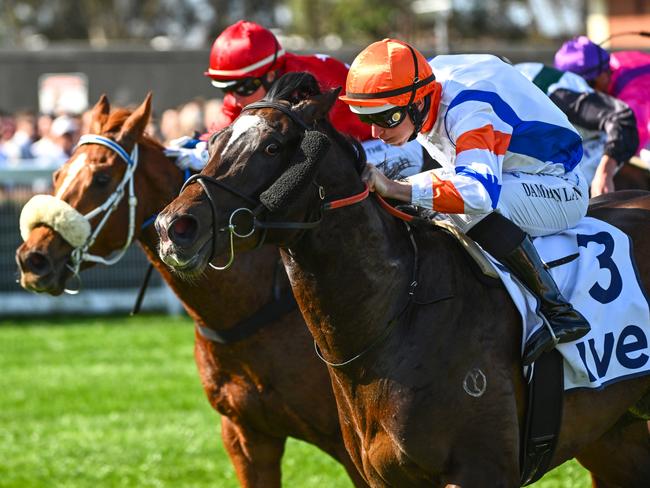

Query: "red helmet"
<box><xmin>205</xmin><ymin>20</ymin><xmax>285</xmax><ymax>88</ymax></box>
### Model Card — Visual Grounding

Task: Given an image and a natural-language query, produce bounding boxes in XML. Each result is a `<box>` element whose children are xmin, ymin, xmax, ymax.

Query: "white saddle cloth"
<box><xmin>488</xmin><ymin>217</ymin><xmax>650</xmax><ymax>391</ymax></box>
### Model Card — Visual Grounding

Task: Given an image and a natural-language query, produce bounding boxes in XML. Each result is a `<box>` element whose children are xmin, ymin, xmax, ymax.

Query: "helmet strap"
<box><xmin>261</xmin><ymin>71</ymin><xmax>275</xmax><ymax>90</ymax></box>
<box><xmin>403</xmin><ymin>42</ymin><xmax>428</xmax><ymax>142</ymax></box>
<box><xmin>261</xmin><ymin>37</ymin><xmax>281</xmax><ymax>91</ymax></box>
<box><xmin>407</xmin><ymin>94</ymin><xmax>431</xmax><ymax>142</ymax></box>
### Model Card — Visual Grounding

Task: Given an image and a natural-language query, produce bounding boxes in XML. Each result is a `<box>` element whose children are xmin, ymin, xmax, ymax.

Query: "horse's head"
<box><xmin>156</xmin><ymin>72</ymin><xmax>363</xmax><ymax>277</ymax></box>
<box><xmin>16</xmin><ymin>93</ymin><xmax>165</xmax><ymax>295</ymax></box>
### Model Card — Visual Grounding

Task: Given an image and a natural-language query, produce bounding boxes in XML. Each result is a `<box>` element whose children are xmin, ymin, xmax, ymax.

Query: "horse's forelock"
<box><xmin>264</xmin><ymin>72</ymin><xmax>321</xmax><ymax>105</ymax></box>
<box><xmin>102</xmin><ymin>109</ymin><xmax>131</xmax><ymax>133</ymax></box>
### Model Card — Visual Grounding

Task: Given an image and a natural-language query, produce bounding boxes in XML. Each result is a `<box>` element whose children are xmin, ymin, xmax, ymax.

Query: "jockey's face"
<box><xmin>369</xmin><ymin>99</ymin><xmax>424</xmax><ymax>146</ymax></box>
<box><xmin>232</xmin><ymin>85</ymin><xmax>266</xmax><ymax>108</ymax></box>
<box><xmin>591</xmin><ymin>69</ymin><xmax>612</xmax><ymax>93</ymax></box>
<box><xmin>231</xmin><ymin>72</ymin><xmax>277</xmax><ymax>109</ymax></box>
<box><xmin>370</xmin><ymin>117</ymin><xmax>414</xmax><ymax>146</ymax></box>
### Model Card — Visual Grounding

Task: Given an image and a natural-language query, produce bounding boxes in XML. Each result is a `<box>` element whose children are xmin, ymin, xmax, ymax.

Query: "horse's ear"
<box><xmin>89</xmin><ymin>94</ymin><xmax>110</xmax><ymax>134</ymax></box>
<box><xmin>296</xmin><ymin>87</ymin><xmax>341</xmax><ymax>125</ymax></box>
<box><xmin>117</xmin><ymin>92</ymin><xmax>152</xmax><ymax>148</ymax></box>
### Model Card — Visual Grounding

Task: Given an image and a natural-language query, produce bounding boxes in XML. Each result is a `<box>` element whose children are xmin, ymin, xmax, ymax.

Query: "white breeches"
<box><xmin>432</xmin><ymin>168</ymin><xmax>589</xmax><ymax>238</ymax></box>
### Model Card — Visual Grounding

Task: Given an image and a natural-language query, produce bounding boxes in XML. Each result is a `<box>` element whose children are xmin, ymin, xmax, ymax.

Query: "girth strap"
<box><xmin>520</xmin><ymin>349</ymin><xmax>564</xmax><ymax>485</ymax></box>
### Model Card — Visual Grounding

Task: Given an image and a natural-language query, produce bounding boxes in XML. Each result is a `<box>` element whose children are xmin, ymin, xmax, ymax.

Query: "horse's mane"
<box><xmin>264</xmin><ymin>72</ymin><xmax>366</xmax><ymax>175</ymax></box>
<box><xmin>102</xmin><ymin>108</ymin><xmax>165</xmax><ymax>151</ymax></box>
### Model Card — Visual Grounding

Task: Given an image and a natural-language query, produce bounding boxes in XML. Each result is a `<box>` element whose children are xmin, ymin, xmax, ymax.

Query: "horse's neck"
<box><xmin>138</xmin><ymin>225</ymin><xmax>281</xmax><ymax>330</ymax></box>
<box><xmin>284</xmin><ymin>172</ymin><xmax>418</xmax><ymax>362</ymax></box>
<box><xmin>135</xmin><ymin>146</ymin><xmax>281</xmax><ymax>331</ymax></box>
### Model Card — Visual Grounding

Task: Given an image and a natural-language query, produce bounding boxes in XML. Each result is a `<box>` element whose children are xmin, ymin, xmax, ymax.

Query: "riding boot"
<box><xmin>466</xmin><ymin>212</ymin><xmax>590</xmax><ymax>366</ymax></box>
<box><xmin>500</xmin><ymin>236</ymin><xmax>590</xmax><ymax>365</ymax></box>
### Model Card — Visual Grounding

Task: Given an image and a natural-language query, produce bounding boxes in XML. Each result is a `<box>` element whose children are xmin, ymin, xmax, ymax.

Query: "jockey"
<box><xmin>554</xmin><ymin>36</ymin><xmax>650</xmax><ymax>164</ymax></box>
<box><xmin>202</xmin><ymin>20</ymin><xmax>426</xmax><ymax>178</ymax></box>
<box><xmin>205</xmin><ymin>20</ymin><xmax>369</xmax><ymax>139</ymax></box>
<box><xmin>339</xmin><ymin>39</ymin><xmax>591</xmax><ymax>365</ymax></box>
<box><xmin>515</xmin><ymin>62</ymin><xmax>638</xmax><ymax>196</ymax></box>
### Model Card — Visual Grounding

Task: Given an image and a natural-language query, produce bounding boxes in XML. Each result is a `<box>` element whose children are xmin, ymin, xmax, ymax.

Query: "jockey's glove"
<box><xmin>164</xmin><ymin>138</ymin><xmax>209</xmax><ymax>171</ymax></box>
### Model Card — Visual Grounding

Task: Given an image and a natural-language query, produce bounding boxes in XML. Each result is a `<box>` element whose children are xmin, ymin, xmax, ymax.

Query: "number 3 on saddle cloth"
<box><xmin>485</xmin><ymin>216</ymin><xmax>650</xmax><ymax>390</ymax></box>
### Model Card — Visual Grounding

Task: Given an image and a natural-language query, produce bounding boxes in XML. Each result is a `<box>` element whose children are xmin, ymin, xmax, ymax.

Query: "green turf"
<box><xmin>0</xmin><ymin>315</ymin><xmax>590</xmax><ymax>487</ymax></box>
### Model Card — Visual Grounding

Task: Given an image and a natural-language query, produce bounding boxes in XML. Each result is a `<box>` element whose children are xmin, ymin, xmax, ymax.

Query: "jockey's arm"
<box><xmin>551</xmin><ymin>88</ymin><xmax>639</xmax><ymax>195</ymax></box>
<box><xmin>364</xmin><ymin>111</ymin><xmax>507</xmax><ymax>215</ymax></box>
<box><xmin>550</xmin><ymin>89</ymin><xmax>639</xmax><ymax>166</ymax></box>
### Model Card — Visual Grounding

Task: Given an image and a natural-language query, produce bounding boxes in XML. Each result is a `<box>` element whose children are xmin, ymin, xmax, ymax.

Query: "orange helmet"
<box><xmin>339</xmin><ymin>39</ymin><xmax>438</xmax><ymax>114</ymax></box>
<box><xmin>205</xmin><ymin>20</ymin><xmax>285</xmax><ymax>88</ymax></box>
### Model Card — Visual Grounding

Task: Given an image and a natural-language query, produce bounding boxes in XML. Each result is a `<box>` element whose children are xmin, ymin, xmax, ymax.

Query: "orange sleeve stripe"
<box><xmin>431</xmin><ymin>173</ymin><xmax>465</xmax><ymax>214</ymax></box>
<box><xmin>455</xmin><ymin>125</ymin><xmax>511</xmax><ymax>156</ymax></box>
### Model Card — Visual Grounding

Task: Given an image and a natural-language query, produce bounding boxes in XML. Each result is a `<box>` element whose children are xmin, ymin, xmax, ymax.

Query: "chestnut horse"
<box><xmin>156</xmin><ymin>73</ymin><xmax>650</xmax><ymax>487</ymax></box>
<box><xmin>15</xmin><ymin>95</ymin><xmax>366</xmax><ymax>488</ymax></box>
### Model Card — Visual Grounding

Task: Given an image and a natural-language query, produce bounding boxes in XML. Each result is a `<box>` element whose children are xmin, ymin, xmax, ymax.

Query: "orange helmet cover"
<box><xmin>340</xmin><ymin>39</ymin><xmax>437</xmax><ymax>108</ymax></box>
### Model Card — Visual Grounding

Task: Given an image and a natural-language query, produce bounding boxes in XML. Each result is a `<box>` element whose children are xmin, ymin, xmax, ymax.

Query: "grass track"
<box><xmin>0</xmin><ymin>315</ymin><xmax>591</xmax><ymax>487</ymax></box>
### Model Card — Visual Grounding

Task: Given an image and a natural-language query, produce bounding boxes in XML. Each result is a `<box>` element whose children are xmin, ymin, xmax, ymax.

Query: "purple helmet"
<box><xmin>554</xmin><ymin>36</ymin><xmax>610</xmax><ymax>81</ymax></box>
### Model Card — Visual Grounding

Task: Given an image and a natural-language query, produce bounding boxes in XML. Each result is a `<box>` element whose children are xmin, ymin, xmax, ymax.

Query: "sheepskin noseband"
<box><xmin>20</xmin><ymin>194</ymin><xmax>91</xmax><ymax>248</ymax></box>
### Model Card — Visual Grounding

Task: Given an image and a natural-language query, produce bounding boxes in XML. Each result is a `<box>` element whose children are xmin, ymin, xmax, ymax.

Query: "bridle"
<box><xmin>63</xmin><ymin>134</ymin><xmax>140</xmax><ymax>293</ymax></box>
<box><xmin>179</xmin><ymin>101</ymin><xmax>370</xmax><ymax>271</ymax></box>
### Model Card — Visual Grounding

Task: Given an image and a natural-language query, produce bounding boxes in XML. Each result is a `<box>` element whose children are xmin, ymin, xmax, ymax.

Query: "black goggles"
<box><xmin>221</xmin><ymin>77</ymin><xmax>263</xmax><ymax>97</ymax></box>
<box><xmin>357</xmin><ymin>106</ymin><xmax>407</xmax><ymax>129</ymax></box>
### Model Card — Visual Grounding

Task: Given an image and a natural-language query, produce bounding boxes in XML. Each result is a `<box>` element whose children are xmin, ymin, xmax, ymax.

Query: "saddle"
<box><xmin>394</xmin><ymin>204</ymin><xmax>499</xmax><ymax>279</ymax></box>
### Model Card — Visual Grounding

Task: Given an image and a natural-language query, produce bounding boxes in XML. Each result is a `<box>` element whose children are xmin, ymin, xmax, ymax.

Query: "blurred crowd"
<box><xmin>0</xmin><ymin>98</ymin><xmax>224</xmax><ymax>169</ymax></box>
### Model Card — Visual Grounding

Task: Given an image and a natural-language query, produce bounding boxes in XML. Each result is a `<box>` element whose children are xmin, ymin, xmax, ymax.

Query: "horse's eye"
<box><xmin>93</xmin><ymin>172</ymin><xmax>111</xmax><ymax>187</ymax></box>
<box><xmin>265</xmin><ymin>143</ymin><xmax>280</xmax><ymax>156</ymax></box>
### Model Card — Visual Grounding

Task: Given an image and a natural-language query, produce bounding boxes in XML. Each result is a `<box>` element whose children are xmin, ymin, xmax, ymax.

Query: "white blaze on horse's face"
<box><xmin>224</xmin><ymin>115</ymin><xmax>267</xmax><ymax>153</ymax></box>
<box><xmin>55</xmin><ymin>153</ymin><xmax>87</xmax><ymax>199</ymax></box>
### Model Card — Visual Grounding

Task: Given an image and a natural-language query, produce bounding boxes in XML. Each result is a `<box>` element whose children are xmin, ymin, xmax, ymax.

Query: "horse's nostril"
<box><xmin>24</xmin><ymin>251</ymin><xmax>52</xmax><ymax>276</ymax></box>
<box><xmin>169</xmin><ymin>215</ymin><xmax>198</xmax><ymax>245</ymax></box>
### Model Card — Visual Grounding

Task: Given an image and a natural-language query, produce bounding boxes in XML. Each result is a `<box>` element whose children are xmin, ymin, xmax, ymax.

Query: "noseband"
<box><xmin>179</xmin><ymin>101</ymin><xmax>368</xmax><ymax>271</ymax></box>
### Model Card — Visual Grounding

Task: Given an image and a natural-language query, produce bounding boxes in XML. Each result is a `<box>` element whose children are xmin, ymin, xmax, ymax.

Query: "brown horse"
<box><xmin>155</xmin><ymin>73</ymin><xmax>650</xmax><ymax>487</ymax></box>
<box><xmin>614</xmin><ymin>159</ymin><xmax>650</xmax><ymax>192</ymax></box>
<box><xmin>15</xmin><ymin>94</ymin><xmax>366</xmax><ymax>488</ymax></box>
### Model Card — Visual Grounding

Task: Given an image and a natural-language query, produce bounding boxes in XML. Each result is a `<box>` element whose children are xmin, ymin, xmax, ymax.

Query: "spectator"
<box><xmin>203</xmin><ymin>99</ymin><xmax>224</xmax><ymax>132</ymax></box>
<box><xmin>178</xmin><ymin>100</ymin><xmax>205</xmax><ymax>136</ymax></box>
<box><xmin>3</xmin><ymin>110</ymin><xmax>37</xmax><ymax>161</ymax></box>
<box><xmin>160</xmin><ymin>108</ymin><xmax>182</xmax><ymax>145</ymax></box>
<box><xmin>31</xmin><ymin>115</ymin><xmax>79</xmax><ymax>168</ymax></box>
<box><xmin>0</xmin><ymin>110</ymin><xmax>12</xmax><ymax>166</ymax></box>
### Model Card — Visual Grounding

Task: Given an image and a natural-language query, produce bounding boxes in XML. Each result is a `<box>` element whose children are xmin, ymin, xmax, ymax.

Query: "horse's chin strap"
<box><xmin>64</xmin><ymin>134</ymin><xmax>139</xmax><ymax>293</ymax></box>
